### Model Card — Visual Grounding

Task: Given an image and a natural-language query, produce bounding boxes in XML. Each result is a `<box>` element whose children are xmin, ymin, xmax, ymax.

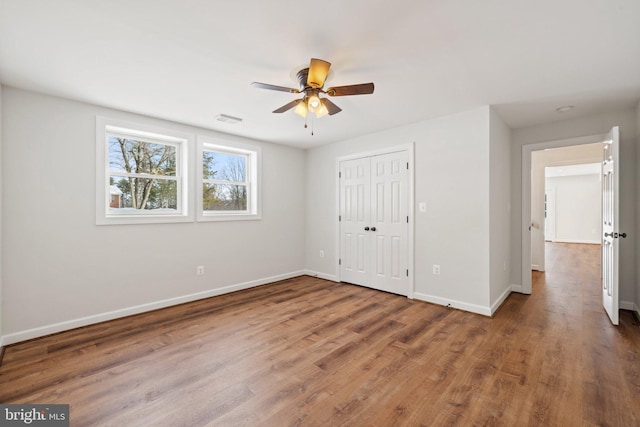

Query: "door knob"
<box><xmin>371</xmin><ymin>227</ymin><xmax>376</xmax><ymax>232</ymax></box>
<box><xmin>605</xmin><ymin>232</ymin><xmax>628</xmax><ymax>238</ymax></box>
<box><xmin>364</xmin><ymin>227</ymin><xmax>370</xmax><ymax>231</ymax></box>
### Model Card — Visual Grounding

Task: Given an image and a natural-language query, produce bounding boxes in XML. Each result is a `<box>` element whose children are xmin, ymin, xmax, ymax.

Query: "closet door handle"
<box><xmin>370</xmin><ymin>227</ymin><xmax>377</xmax><ymax>232</ymax></box>
<box><xmin>364</xmin><ymin>227</ymin><xmax>370</xmax><ymax>231</ymax></box>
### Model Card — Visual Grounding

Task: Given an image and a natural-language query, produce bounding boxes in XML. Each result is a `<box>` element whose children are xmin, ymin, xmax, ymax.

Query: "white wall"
<box><xmin>510</xmin><ymin>109</ymin><xmax>637</xmax><ymax>306</ymax></box>
<box><xmin>1</xmin><ymin>87</ymin><xmax>306</xmax><ymax>343</ymax></box>
<box><xmin>545</xmin><ymin>173</ymin><xmax>601</xmax><ymax>244</ymax></box>
<box><xmin>489</xmin><ymin>108</ymin><xmax>512</xmax><ymax>309</ymax></box>
<box><xmin>306</xmin><ymin>106</ymin><xmax>500</xmax><ymax>314</ymax></box>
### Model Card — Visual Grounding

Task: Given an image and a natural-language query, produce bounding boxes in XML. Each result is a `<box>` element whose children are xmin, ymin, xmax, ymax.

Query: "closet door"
<box><xmin>339</xmin><ymin>151</ymin><xmax>409</xmax><ymax>296</ymax></box>
<box><xmin>339</xmin><ymin>157</ymin><xmax>371</xmax><ymax>286</ymax></box>
<box><xmin>370</xmin><ymin>151</ymin><xmax>409</xmax><ymax>295</ymax></box>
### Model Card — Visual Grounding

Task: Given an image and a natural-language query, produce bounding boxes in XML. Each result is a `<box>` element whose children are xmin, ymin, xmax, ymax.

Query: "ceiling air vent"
<box><xmin>215</xmin><ymin>114</ymin><xmax>243</xmax><ymax>124</ymax></box>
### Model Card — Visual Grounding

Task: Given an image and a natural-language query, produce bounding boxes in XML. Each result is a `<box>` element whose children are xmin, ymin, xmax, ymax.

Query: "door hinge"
<box><xmin>339</xmin><ymin>171</ymin><xmax>342</xmax><ymax>178</ymax></box>
<box><xmin>407</xmin><ymin>216</ymin><xmax>409</xmax><ymax>223</ymax></box>
<box><xmin>406</xmin><ymin>269</ymin><xmax>409</xmax><ymax>277</ymax></box>
<box><xmin>339</xmin><ymin>258</ymin><xmax>342</xmax><ymax>265</ymax></box>
<box><xmin>339</xmin><ymin>215</ymin><xmax>341</xmax><ymax>222</ymax></box>
<box><xmin>406</xmin><ymin>162</ymin><xmax>409</xmax><ymax>170</ymax></box>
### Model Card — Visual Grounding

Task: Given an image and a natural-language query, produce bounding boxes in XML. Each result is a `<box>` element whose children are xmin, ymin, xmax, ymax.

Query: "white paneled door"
<box><xmin>339</xmin><ymin>151</ymin><xmax>409</xmax><ymax>296</ymax></box>
<box><xmin>602</xmin><ymin>126</ymin><xmax>622</xmax><ymax>325</ymax></box>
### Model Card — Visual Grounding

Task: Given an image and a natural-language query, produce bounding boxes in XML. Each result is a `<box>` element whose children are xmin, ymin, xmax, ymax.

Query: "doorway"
<box><xmin>521</xmin><ymin>134</ymin><xmax>607</xmax><ymax>294</ymax></box>
<box><xmin>530</xmin><ymin>145</ymin><xmax>603</xmax><ymax>274</ymax></box>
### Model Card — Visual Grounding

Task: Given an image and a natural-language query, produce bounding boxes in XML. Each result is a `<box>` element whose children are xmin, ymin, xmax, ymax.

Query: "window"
<box><xmin>96</xmin><ymin>117</ymin><xmax>193</xmax><ymax>224</ymax></box>
<box><xmin>197</xmin><ymin>137</ymin><xmax>261</xmax><ymax>221</ymax></box>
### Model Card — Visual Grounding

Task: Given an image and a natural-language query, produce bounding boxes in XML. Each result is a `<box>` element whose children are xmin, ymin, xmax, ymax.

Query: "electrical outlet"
<box><xmin>196</xmin><ymin>265</ymin><xmax>205</xmax><ymax>276</ymax></box>
<box><xmin>433</xmin><ymin>264</ymin><xmax>440</xmax><ymax>275</ymax></box>
<box><xmin>320</xmin><ymin>250</ymin><xmax>325</xmax><ymax>258</ymax></box>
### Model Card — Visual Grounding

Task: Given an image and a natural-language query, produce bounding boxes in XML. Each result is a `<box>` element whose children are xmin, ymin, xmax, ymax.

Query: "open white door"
<box><xmin>544</xmin><ymin>187</ymin><xmax>556</xmax><ymax>242</ymax></box>
<box><xmin>602</xmin><ymin>126</ymin><xmax>621</xmax><ymax>325</ymax></box>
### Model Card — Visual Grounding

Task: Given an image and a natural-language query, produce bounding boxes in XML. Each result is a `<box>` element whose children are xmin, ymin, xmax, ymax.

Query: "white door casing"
<box><xmin>602</xmin><ymin>126</ymin><xmax>620</xmax><ymax>325</ymax></box>
<box><xmin>339</xmin><ymin>151</ymin><xmax>409</xmax><ymax>296</ymax></box>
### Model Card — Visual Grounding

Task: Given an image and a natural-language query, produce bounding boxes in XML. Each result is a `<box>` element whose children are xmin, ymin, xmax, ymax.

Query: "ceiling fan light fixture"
<box><xmin>294</xmin><ymin>100</ymin><xmax>308</xmax><ymax>118</ymax></box>
<box><xmin>315</xmin><ymin>101</ymin><xmax>329</xmax><ymax>118</ymax></box>
<box><xmin>307</xmin><ymin>94</ymin><xmax>321</xmax><ymax>111</ymax></box>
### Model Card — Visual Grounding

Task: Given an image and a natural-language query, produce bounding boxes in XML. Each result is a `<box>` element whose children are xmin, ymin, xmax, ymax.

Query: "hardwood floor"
<box><xmin>1</xmin><ymin>243</ymin><xmax>639</xmax><ymax>426</ymax></box>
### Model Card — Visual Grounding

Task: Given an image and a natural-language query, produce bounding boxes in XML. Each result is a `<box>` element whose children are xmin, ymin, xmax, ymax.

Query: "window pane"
<box><xmin>203</xmin><ymin>151</ymin><xmax>246</xmax><ymax>182</ymax></box>
<box><xmin>110</xmin><ymin>176</ymin><xmax>178</xmax><ymax>211</ymax></box>
<box><xmin>203</xmin><ymin>183</ymin><xmax>247</xmax><ymax>211</ymax></box>
<box><xmin>109</xmin><ymin>137</ymin><xmax>176</xmax><ymax>176</ymax></box>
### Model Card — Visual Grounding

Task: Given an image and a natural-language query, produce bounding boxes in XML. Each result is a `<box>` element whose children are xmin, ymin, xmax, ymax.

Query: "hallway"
<box><xmin>525</xmin><ymin>242</ymin><xmax>640</xmax><ymax>425</ymax></box>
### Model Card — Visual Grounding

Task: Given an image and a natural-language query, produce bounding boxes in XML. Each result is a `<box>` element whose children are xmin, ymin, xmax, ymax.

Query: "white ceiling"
<box><xmin>1</xmin><ymin>0</ymin><xmax>639</xmax><ymax>148</ymax></box>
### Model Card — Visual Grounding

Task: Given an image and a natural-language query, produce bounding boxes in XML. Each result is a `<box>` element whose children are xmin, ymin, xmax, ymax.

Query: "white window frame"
<box><xmin>96</xmin><ymin>116</ymin><xmax>194</xmax><ymax>225</ymax></box>
<box><xmin>197</xmin><ymin>136</ymin><xmax>261</xmax><ymax>221</ymax></box>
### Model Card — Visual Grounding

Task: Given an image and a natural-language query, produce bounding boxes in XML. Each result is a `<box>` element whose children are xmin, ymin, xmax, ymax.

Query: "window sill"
<box><xmin>197</xmin><ymin>212</ymin><xmax>262</xmax><ymax>222</ymax></box>
<box><xmin>97</xmin><ymin>214</ymin><xmax>193</xmax><ymax>226</ymax></box>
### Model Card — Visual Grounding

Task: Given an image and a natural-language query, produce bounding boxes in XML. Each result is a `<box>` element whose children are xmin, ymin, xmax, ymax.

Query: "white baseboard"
<box><xmin>620</xmin><ymin>300</ymin><xmax>635</xmax><ymax>311</ymax></box>
<box><xmin>620</xmin><ymin>301</ymin><xmax>640</xmax><ymax>321</ymax></box>
<box><xmin>413</xmin><ymin>292</ymin><xmax>491</xmax><ymax>317</ymax></box>
<box><xmin>511</xmin><ymin>284</ymin><xmax>524</xmax><ymax>293</ymax></box>
<box><xmin>303</xmin><ymin>270</ymin><xmax>338</xmax><ymax>282</ymax></box>
<box><xmin>1</xmin><ymin>270</ymin><xmax>307</xmax><ymax>346</ymax></box>
<box><xmin>491</xmin><ymin>287</ymin><xmax>512</xmax><ymax>316</ymax></box>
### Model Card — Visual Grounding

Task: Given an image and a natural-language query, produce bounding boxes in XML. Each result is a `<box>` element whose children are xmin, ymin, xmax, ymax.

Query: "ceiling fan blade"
<box><xmin>251</xmin><ymin>82</ymin><xmax>300</xmax><ymax>94</ymax></box>
<box><xmin>273</xmin><ymin>99</ymin><xmax>302</xmax><ymax>113</ymax></box>
<box><xmin>307</xmin><ymin>58</ymin><xmax>331</xmax><ymax>88</ymax></box>
<box><xmin>326</xmin><ymin>82</ymin><xmax>374</xmax><ymax>96</ymax></box>
<box><xmin>321</xmin><ymin>98</ymin><xmax>342</xmax><ymax>115</ymax></box>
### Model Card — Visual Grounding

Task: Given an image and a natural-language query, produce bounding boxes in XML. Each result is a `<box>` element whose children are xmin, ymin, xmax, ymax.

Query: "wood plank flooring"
<box><xmin>1</xmin><ymin>243</ymin><xmax>639</xmax><ymax>426</ymax></box>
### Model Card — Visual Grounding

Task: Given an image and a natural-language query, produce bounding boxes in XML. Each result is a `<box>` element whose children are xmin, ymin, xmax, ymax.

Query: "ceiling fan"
<box><xmin>251</xmin><ymin>58</ymin><xmax>374</xmax><ymax>119</ymax></box>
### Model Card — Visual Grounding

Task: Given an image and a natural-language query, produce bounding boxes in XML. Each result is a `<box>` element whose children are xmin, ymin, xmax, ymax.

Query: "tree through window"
<box><xmin>202</xmin><ymin>150</ymin><xmax>248</xmax><ymax>211</ymax></box>
<box><xmin>97</xmin><ymin>117</ymin><xmax>191</xmax><ymax>224</ymax></box>
<box><xmin>198</xmin><ymin>138</ymin><xmax>260</xmax><ymax>220</ymax></box>
<box><xmin>109</xmin><ymin>137</ymin><xmax>179</xmax><ymax>211</ymax></box>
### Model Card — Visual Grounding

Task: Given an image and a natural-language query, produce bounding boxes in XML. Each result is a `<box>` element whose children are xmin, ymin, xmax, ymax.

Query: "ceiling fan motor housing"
<box><xmin>297</xmin><ymin>68</ymin><xmax>310</xmax><ymax>91</ymax></box>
